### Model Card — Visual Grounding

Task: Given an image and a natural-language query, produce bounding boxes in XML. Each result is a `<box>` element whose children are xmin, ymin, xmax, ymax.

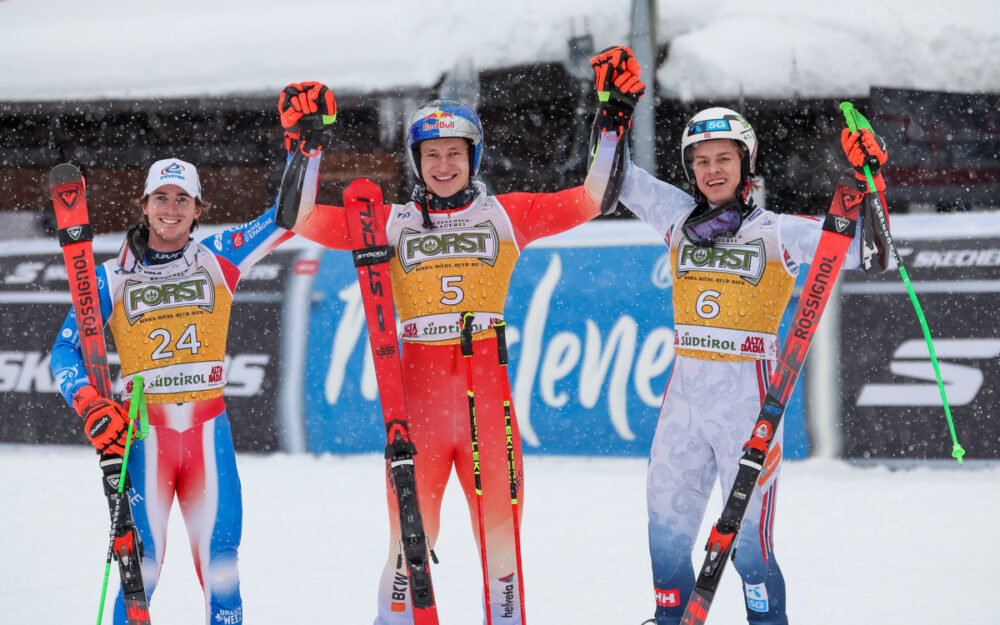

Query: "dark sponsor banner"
<box><xmin>870</xmin><ymin>87</ymin><xmax>1000</xmax><ymax>206</ymax></box>
<box><xmin>840</xmin><ymin>235</ymin><xmax>1000</xmax><ymax>459</ymax></box>
<box><xmin>0</xmin><ymin>240</ymin><xmax>295</xmax><ymax>452</ymax></box>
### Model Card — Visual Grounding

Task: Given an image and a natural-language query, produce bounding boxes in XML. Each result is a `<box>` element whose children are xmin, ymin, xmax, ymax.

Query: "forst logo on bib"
<box><xmin>123</xmin><ymin>267</ymin><xmax>215</xmax><ymax>323</ymax></box>
<box><xmin>676</xmin><ymin>238</ymin><xmax>766</xmax><ymax>285</ymax></box>
<box><xmin>397</xmin><ymin>222</ymin><xmax>499</xmax><ymax>272</ymax></box>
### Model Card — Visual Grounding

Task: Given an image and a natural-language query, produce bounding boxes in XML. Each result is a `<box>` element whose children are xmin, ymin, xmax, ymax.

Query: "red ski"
<box><xmin>343</xmin><ymin>177</ymin><xmax>440</xmax><ymax>625</ymax></box>
<box><xmin>680</xmin><ymin>173</ymin><xmax>865</xmax><ymax>624</ymax></box>
<box><xmin>50</xmin><ymin>163</ymin><xmax>151</xmax><ymax>625</ymax></box>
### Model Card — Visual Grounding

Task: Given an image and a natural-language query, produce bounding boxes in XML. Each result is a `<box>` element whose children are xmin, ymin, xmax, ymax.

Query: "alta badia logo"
<box><xmin>397</xmin><ymin>222</ymin><xmax>499</xmax><ymax>272</ymax></box>
<box><xmin>676</xmin><ymin>238</ymin><xmax>765</xmax><ymax>285</ymax></box>
<box><xmin>123</xmin><ymin>267</ymin><xmax>215</xmax><ymax>323</ymax></box>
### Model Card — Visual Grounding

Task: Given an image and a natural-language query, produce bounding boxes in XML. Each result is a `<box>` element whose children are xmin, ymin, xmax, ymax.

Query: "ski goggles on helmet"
<box><xmin>682</xmin><ymin>202</ymin><xmax>743</xmax><ymax>246</ymax></box>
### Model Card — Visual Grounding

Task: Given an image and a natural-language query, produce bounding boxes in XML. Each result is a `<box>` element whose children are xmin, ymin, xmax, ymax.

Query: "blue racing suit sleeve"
<box><xmin>50</xmin><ymin>263</ymin><xmax>114</xmax><ymax>406</ymax></box>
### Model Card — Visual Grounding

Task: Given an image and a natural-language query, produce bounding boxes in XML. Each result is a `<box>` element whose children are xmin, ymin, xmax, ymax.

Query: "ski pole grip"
<box><xmin>459</xmin><ymin>311</ymin><xmax>475</xmax><ymax>356</ymax></box>
<box><xmin>493</xmin><ymin>321</ymin><xmax>509</xmax><ymax>367</ymax></box>
<box><xmin>839</xmin><ymin>101</ymin><xmax>879</xmax><ymax>194</ymax></box>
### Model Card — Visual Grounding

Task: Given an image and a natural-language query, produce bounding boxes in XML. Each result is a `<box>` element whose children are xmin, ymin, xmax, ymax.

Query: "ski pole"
<box><xmin>459</xmin><ymin>312</ymin><xmax>493</xmax><ymax>625</ymax></box>
<box><xmin>97</xmin><ymin>374</ymin><xmax>150</xmax><ymax>625</ymax></box>
<box><xmin>492</xmin><ymin>320</ymin><xmax>527</xmax><ymax>623</ymax></box>
<box><xmin>840</xmin><ymin>102</ymin><xmax>965</xmax><ymax>464</ymax></box>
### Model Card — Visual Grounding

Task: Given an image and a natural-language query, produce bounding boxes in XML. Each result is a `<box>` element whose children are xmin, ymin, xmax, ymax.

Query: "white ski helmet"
<box><xmin>680</xmin><ymin>107</ymin><xmax>758</xmax><ymax>200</ymax></box>
<box><xmin>405</xmin><ymin>99</ymin><xmax>484</xmax><ymax>182</ymax></box>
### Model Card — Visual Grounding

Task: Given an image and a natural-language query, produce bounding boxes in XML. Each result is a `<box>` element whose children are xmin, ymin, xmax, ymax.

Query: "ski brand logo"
<box><xmin>56</xmin><ymin>185</ymin><xmax>79</xmax><ymax>209</ymax></box>
<box><xmin>792</xmin><ymin>254</ymin><xmax>838</xmax><ymax>341</ymax></box>
<box><xmin>397</xmin><ymin>222</ymin><xmax>499</xmax><ymax>272</ymax></box>
<box><xmin>857</xmin><ymin>338</ymin><xmax>1000</xmax><ymax>406</ymax></box>
<box><xmin>676</xmin><ymin>238</ymin><xmax>765</xmax><ymax>285</ymax></box>
<box><xmin>122</xmin><ymin>267</ymin><xmax>215</xmax><ymax>324</ymax></box>
<box><xmin>833</xmin><ymin>215</ymin><xmax>851</xmax><ymax>233</ymax></box>
<box><xmin>66</xmin><ymin>225</ymin><xmax>85</xmax><ymax>241</ymax></box>
<box><xmin>655</xmin><ymin>586</ymin><xmax>681</xmax><ymax>607</ymax></box>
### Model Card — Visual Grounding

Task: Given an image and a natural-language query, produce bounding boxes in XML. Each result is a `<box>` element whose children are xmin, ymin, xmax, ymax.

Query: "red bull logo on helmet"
<box><xmin>422</xmin><ymin>110</ymin><xmax>457</xmax><ymax>132</ymax></box>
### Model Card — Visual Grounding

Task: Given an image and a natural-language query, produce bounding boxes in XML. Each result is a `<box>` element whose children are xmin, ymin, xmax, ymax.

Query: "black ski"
<box><xmin>680</xmin><ymin>175</ymin><xmax>865</xmax><ymax>624</ymax></box>
<box><xmin>50</xmin><ymin>163</ymin><xmax>151</xmax><ymax>625</ymax></box>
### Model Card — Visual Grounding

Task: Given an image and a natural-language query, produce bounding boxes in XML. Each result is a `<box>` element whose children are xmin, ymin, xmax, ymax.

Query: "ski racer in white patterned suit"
<box><xmin>598</xmin><ymin>47</ymin><xmax>890</xmax><ymax>625</ymax></box>
<box><xmin>49</xmin><ymin>85</ymin><xmax>334</xmax><ymax>625</ymax></box>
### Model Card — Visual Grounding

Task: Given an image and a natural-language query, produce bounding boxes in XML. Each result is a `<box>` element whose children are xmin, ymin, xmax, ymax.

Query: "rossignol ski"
<box><xmin>49</xmin><ymin>163</ymin><xmax>152</xmax><ymax>625</ymax></box>
<box><xmin>680</xmin><ymin>174</ymin><xmax>866</xmax><ymax>625</ymax></box>
<box><xmin>343</xmin><ymin>177</ymin><xmax>440</xmax><ymax>625</ymax></box>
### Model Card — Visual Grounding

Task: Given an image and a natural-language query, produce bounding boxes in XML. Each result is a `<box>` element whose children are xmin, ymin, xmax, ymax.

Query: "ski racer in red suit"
<box><xmin>288</xmin><ymin>65</ymin><xmax>643</xmax><ymax>624</ymax></box>
<box><xmin>592</xmin><ymin>47</ymin><xmax>890</xmax><ymax>625</ymax></box>
<box><xmin>49</xmin><ymin>85</ymin><xmax>336</xmax><ymax>625</ymax></box>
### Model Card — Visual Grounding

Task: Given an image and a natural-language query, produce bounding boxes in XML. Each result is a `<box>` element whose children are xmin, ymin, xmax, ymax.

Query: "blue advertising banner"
<box><xmin>300</xmin><ymin>222</ymin><xmax>810</xmax><ymax>459</ymax></box>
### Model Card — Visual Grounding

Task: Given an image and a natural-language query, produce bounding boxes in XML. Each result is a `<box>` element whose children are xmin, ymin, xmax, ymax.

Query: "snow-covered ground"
<box><xmin>1</xmin><ymin>444</ymin><xmax>995</xmax><ymax>624</ymax></box>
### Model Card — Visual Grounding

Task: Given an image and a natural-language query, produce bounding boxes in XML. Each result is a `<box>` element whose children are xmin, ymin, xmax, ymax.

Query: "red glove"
<box><xmin>590</xmin><ymin>46</ymin><xmax>646</xmax><ymax>134</ymax></box>
<box><xmin>72</xmin><ymin>385</ymin><xmax>131</xmax><ymax>456</ymax></box>
<box><xmin>841</xmin><ymin>128</ymin><xmax>888</xmax><ymax>175</ymax></box>
<box><xmin>279</xmin><ymin>81</ymin><xmax>338</xmax><ymax>156</ymax></box>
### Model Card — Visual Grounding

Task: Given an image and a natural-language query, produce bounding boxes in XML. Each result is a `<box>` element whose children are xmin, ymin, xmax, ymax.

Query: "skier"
<box><xmin>49</xmin><ymin>83</ymin><xmax>336</xmax><ymax>625</ymax></box>
<box><xmin>590</xmin><ymin>47</ymin><xmax>888</xmax><ymax>625</ymax></box>
<box><xmin>289</xmin><ymin>66</ymin><xmax>642</xmax><ymax>624</ymax></box>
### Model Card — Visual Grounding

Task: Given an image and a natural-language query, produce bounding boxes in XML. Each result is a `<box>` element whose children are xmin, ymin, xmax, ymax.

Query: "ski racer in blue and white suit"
<box><xmin>50</xmin><ymin>146</ymin><xmax>315</xmax><ymax>624</ymax></box>
<box><xmin>603</xmin><ymin>52</ymin><xmax>889</xmax><ymax>624</ymax></box>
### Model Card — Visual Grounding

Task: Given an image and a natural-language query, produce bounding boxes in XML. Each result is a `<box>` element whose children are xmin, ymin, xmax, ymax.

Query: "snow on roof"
<box><xmin>1</xmin><ymin>0</ymin><xmax>997</xmax><ymax>103</ymax></box>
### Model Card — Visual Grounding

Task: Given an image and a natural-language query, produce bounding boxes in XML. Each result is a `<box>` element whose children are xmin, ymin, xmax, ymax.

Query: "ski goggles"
<box><xmin>682</xmin><ymin>202</ymin><xmax>743</xmax><ymax>246</ymax></box>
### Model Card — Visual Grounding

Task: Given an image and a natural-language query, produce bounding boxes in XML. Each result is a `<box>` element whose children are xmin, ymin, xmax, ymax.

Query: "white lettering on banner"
<box><xmin>4</xmin><ymin>351</ymin><xmax>268</xmax><ymax>396</ymax></box>
<box><xmin>514</xmin><ymin>255</ymin><xmax>563</xmax><ymax>446</ymax></box>
<box><xmin>319</xmin><ymin>253</ymin><xmax>674</xmax><ymax>448</ymax></box>
<box><xmin>539</xmin><ymin>332</ymin><xmax>580</xmax><ymax>407</ymax></box>
<box><xmin>324</xmin><ymin>284</ymin><xmax>378</xmax><ymax>405</ymax></box>
<box><xmin>579</xmin><ymin>317</ymin><xmax>638</xmax><ymax>440</ymax></box>
<box><xmin>222</xmin><ymin>354</ymin><xmax>270</xmax><ymax>397</ymax></box>
<box><xmin>856</xmin><ymin>338</ymin><xmax>1000</xmax><ymax>406</ymax></box>
<box><xmin>514</xmin><ymin>254</ymin><xmax>672</xmax><ymax>447</ymax></box>
<box><xmin>0</xmin><ymin>351</ymin><xmax>59</xmax><ymax>392</ymax></box>
<box><xmin>635</xmin><ymin>328</ymin><xmax>674</xmax><ymax>405</ymax></box>
<box><xmin>913</xmin><ymin>248</ymin><xmax>1000</xmax><ymax>268</ymax></box>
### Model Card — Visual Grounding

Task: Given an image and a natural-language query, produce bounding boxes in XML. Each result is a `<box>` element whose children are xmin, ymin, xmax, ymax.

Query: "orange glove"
<box><xmin>841</xmin><ymin>128</ymin><xmax>888</xmax><ymax>175</ymax></box>
<box><xmin>279</xmin><ymin>81</ymin><xmax>338</xmax><ymax>156</ymax></box>
<box><xmin>72</xmin><ymin>384</ymin><xmax>131</xmax><ymax>456</ymax></box>
<box><xmin>590</xmin><ymin>46</ymin><xmax>646</xmax><ymax>134</ymax></box>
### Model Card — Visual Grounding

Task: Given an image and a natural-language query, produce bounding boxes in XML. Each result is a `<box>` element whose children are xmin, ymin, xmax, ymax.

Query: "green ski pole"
<box><xmin>96</xmin><ymin>375</ymin><xmax>150</xmax><ymax>624</ymax></box>
<box><xmin>840</xmin><ymin>102</ymin><xmax>965</xmax><ymax>464</ymax></box>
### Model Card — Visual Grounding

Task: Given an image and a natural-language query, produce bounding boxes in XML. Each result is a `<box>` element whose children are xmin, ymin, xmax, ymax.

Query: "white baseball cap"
<box><xmin>143</xmin><ymin>158</ymin><xmax>202</xmax><ymax>200</ymax></box>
